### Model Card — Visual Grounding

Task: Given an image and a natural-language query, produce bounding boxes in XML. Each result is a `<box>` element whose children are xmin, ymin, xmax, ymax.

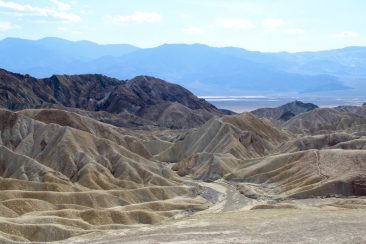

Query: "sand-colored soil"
<box><xmin>1</xmin><ymin>108</ymin><xmax>366</xmax><ymax>243</ymax></box>
<box><xmin>62</xmin><ymin>207</ymin><xmax>366</xmax><ymax>244</ymax></box>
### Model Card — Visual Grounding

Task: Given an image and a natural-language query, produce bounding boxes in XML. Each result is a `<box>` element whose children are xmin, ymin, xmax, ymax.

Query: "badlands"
<box><xmin>0</xmin><ymin>69</ymin><xmax>365</xmax><ymax>243</ymax></box>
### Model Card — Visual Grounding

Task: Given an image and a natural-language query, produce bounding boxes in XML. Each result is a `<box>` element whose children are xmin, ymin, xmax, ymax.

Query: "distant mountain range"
<box><xmin>1</xmin><ymin>37</ymin><xmax>366</xmax><ymax>95</ymax></box>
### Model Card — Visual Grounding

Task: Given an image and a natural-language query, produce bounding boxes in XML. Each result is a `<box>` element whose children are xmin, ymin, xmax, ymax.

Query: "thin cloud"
<box><xmin>217</xmin><ymin>18</ymin><xmax>255</xmax><ymax>29</ymax></box>
<box><xmin>50</xmin><ymin>0</ymin><xmax>70</xmax><ymax>11</ymax></box>
<box><xmin>0</xmin><ymin>20</ymin><xmax>18</xmax><ymax>30</ymax></box>
<box><xmin>262</xmin><ymin>18</ymin><xmax>284</xmax><ymax>29</ymax></box>
<box><xmin>182</xmin><ymin>26</ymin><xmax>203</xmax><ymax>34</ymax></box>
<box><xmin>284</xmin><ymin>28</ymin><xmax>305</xmax><ymax>34</ymax></box>
<box><xmin>105</xmin><ymin>11</ymin><xmax>162</xmax><ymax>24</ymax></box>
<box><xmin>331</xmin><ymin>31</ymin><xmax>359</xmax><ymax>39</ymax></box>
<box><xmin>0</xmin><ymin>0</ymin><xmax>81</xmax><ymax>22</ymax></box>
<box><xmin>57</xmin><ymin>26</ymin><xmax>81</xmax><ymax>35</ymax></box>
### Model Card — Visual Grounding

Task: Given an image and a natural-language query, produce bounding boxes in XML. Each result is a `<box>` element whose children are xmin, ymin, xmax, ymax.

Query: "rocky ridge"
<box><xmin>0</xmin><ymin>69</ymin><xmax>221</xmax><ymax>129</ymax></box>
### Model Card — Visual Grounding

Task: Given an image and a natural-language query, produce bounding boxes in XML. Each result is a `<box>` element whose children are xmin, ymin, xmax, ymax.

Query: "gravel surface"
<box><xmin>64</xmin><ymin>208</ymin><xmax>366</xmax><ymax>244</ymax></box>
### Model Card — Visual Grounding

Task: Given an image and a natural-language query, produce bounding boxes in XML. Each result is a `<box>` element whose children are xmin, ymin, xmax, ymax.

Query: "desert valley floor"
<box><xmin>63</xmin><ymin>208</ymin><xmax>366</xmax><ymax>243</ymax></box>
<box><xmin>0</xmin><ymin>69</ymin><xmax>365</xmax><ymax>243</ymax></box>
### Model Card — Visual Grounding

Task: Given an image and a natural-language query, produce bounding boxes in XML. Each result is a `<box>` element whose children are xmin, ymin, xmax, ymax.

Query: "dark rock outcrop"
<box><xmin>0</xmin><ymin>69</ymin><xmax>221</xmax><ymax>128</ymax></box>
<box><xmin>219</xmin><ymin>108</ymin><xmax>237</xmax><ymax>115</ymax></box>
<box><xmin>251</xmin><ymin>100</ymin><xmax>318</xmax><ymax>122</ymax></box>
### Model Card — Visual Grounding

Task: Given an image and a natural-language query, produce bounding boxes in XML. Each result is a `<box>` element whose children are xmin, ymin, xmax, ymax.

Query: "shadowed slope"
<box><xmin>0</xmin><ymin>69</ymin><xmax>221</xmax><ymax>129</ymax></box>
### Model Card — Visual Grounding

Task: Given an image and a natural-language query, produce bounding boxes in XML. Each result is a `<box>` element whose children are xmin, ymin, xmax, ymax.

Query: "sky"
<box><xmin>0</xmin><ymin>0</ymin><xmax>365</xmax><ymax>52</ymax></box>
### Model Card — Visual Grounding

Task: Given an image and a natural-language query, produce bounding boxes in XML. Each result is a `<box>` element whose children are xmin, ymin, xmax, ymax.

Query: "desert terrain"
<box><xmin>0</xmin><ymin>69</ymin><xmax>365</xmax><ymax>243</ymax></box>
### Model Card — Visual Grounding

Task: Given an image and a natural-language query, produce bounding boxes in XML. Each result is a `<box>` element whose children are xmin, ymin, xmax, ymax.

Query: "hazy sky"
<box><xmin>0</xmin><ymin>0</ymin><xmax>365</xmax><ymax>52</ymax></box>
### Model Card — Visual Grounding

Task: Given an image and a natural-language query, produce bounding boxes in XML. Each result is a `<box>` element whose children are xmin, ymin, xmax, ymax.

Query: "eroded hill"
<box><xmin>0</xmin><ymin>69</ymin><xmax>365</xmax><ymax>243</ymax></box>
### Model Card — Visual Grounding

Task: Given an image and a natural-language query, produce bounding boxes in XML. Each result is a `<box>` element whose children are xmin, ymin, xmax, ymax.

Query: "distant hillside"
<box><xmin>0</xmin><ymin>68</ymin><xmax>221</xmax><ymax>129</ymax></box>
<box><xmin>251</xmin><ymin>101</ymin><xmax>319</xmax><ymax>122</ymax></box>
<box><xmin>1</xmin><ymin>37</ymin><xmax>363</xmax><ymax>95</ymax></box>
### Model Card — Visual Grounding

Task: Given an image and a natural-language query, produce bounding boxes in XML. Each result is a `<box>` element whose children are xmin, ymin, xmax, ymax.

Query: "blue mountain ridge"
<box><xmin>1</xmin><ymin>37</ymin><xmax>365</xmax><ymax>95</ymax></box>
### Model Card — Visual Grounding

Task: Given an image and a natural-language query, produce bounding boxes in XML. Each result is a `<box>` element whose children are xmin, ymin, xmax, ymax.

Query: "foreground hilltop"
<box><xmin>0</xmin><ymin>69</ymin><xmax>221</xmax><ymax>129</ymax></box>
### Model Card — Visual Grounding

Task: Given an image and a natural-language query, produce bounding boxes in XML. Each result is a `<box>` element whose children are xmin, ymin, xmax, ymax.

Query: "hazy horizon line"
<box><xmin>1</xmin><ymin>36</ymin><xmax>365</xmax><ymax>54</ymax></box>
